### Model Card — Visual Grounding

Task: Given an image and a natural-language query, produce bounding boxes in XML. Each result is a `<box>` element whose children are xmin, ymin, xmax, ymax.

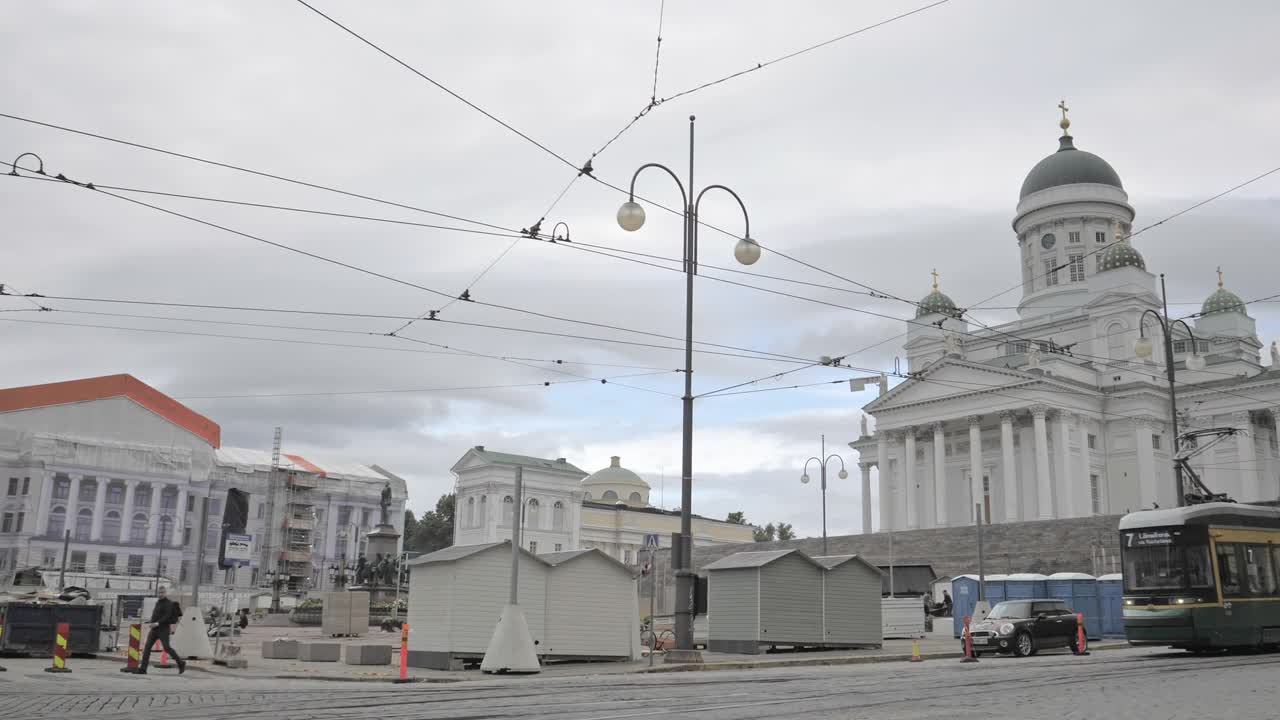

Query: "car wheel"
<box><xmin>1012</xmin><ymin>631</ymin><xmax>1034</xmax><ymax>658</ymax></box>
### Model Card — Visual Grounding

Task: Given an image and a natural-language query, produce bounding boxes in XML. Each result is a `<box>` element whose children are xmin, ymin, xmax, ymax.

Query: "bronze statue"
<box><xmin>379</xmin><ymin>483</ymin><xmax>392</xmax><ymax>526</ymax></box>
<box><xmin>353</xmin><ymin>555</ymin><xmax>368</xmax><ymax>585</ymax></box>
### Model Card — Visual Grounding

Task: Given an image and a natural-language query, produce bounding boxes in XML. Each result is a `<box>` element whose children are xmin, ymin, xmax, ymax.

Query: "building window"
<box><xmin>187</xmin><ymin>495</ymin><xmax>194</xmax><ymax>512</ymax></box>
<box><xmin>53</xmin><ymin>478</ymin><xmax>70</xmax><ymax>500</ymax></box>
<box><xmin>1068</xmin><ymin>231</ymin><xmax>1081</xmax><ymax>244</ymax></box>
<box><xmin>42</xmin><ymin>550</ymin><xmax>57</xmax><ymax>568</ymax></box>
<box><xmin>624</xmin><ymin>549</ymin><xmax>632</xmax><ymax>564</ymax></box>
<box><xmin>103</xmin><ymin>510</ymin><xmax>121</xmax><ymax>540</ymax></box>
<box><xmin>1172</xmin><ymin>340</ymin><xmax>1188</xmax><ymax>354</ymax></box>
<box><xmin>603</xmin><ymin>490</ymin><xmax>619</xmax><ymax>501</ymax></box>
<box><xmin>202</xmin><ymin>564</ymin><xmax>215</xmax><ymax>584</ymax></box>
<box><xmin>75</xmin><ymin>509</ymin><xmax>93</xmax><ymax>541</ymax></box>
<box><xmin>466</xmin><ymin>497</ymin><xmax>476</xmax><ymax>528</ymax></box>
<box><xmin>1095</xmin><ymin>231</ymin><xmax>1107</xmax><ymax>244</ymax></box>
<box><xmin>526</xmin><ymin>499</ymin><xmax>540</xmax><ymax>529</ymax></box>
<box><xmin>135</xmin><ymin>487</ymin><xmax>151</xmax><ymax>509</ymax></box>
<box><xmin>529</xmin><ymin>541</ymin><xmax>538</xmax><ymax>554</ymax></box>
<box><xmin>554</xmin><ymin>543</ymin><xmax>562</xmax><ymax>552</ymax></box>
<box><xmin>552</xmin><ymin>501</ymin><xmax>566</xmax><ymax>531</ymax></box>
<box><xmin>79</xmin><ymin>481</ymin><xmax>97</xmax><ymax>502</ymax></box>
<box><xmin>479</xmin><ymin>495</ymin><xmax>487</xmax><ymax>525</ymax></box>
<box><xmin>106</xmin><ymin>483</ymin><xmax>123</xmax><ymax>505</ymax></box>
<box><xmin>206</xmin><ymin>527</ymin><xmax>218</xmax><ymax>549</ymax></box>
<box><xmin>502</xmin><ymin>496</ymin><xmax>514</xmax><ymax>526</ymax></box>
<box><xmin>184</xmin><ymin>527</ymin><xmax>193</xmax><ymax>547</ymax></box>
<box><xmin>1044</xmin><ymin>258</ymin><xmax>1059</xmax><ymax>287</ymax></box>
<box><xmin>1</xmin><ymin>513</ymin><xmax>12</xmax><ymax>533</ymax></box>
<box><xmin>15</xmin><ymin>512</ymin><xmax>23</xmax><ymax>533</ymax></box>
<box><xmin>629</xmin><ymin>492</ymin><xmax>643</xmax><ymax>504</ymax></box>
<box><xmin>1068</xmin><ymin>254</ymin><xmax>1085</xmax><ymax>282</ymax></box>
<box><xmin>1005</xmin><ymin>341</ymin><xmax>1030</xmax><ymax>355</ymax></box>
<box><xmin>1090</xmin><ymin>474</ymin><xmax>1101</xmax><ymax>514</ymax></box>
<box><xmin>160</xmin><ymin>489</ymin><xmax>177</xmax><ymax>512</ymax></box>
<box><xmin>257</xmin><ymin>502</ymin><xmax>265</xmax><ymax>519</ymax></box>
<box><xmin>180</xmin><ymin>561</ymin><xmax>190</xmax><ymax>583</ymax></box>
<box><xmin>158</xmin><ymin>515</ymin><xmax>173</xmax><ymax>545</ymax></box>
<box><xmin>361</xmin><ymin>509</ymin><xmax>371</xmax><ymax>527</ymax></box>
<box><xmin>1087</xmin><ymin>434</ymin><xmax>1097</xmax><ymax>450</ymax></box>
<box><xmin>130</xmin><ymin>513</ymin><xmax>148</xmax><ymax>543</ymax></box>
<box><xmin>21</xmin><ymin>477</ymin><xmax>30</xmax><ymax>495</ymax></box>
<box><xmin>70</xmin><ymin>551</ymin><xmax>87</xmax><ymax>572</ymax></box>
<box><xmin>6</xmin><ymin>478</ymin><xmax>16</xmax><ymax>496</ymax></box>
<box><xmin>337</xmin><ymin>506</ymin><xmax>351</xmax><ymax>526</ymax></box>
<box><xmin>48</xmin><ymin>507</ymin><xmax>66</xmax><ymax>537</ymax></box>
<box><xmin>208</xmin><ymin>499</ymin><xmax>221</xmax><ymax>517</ymax></box>
<box><xmin>1152</xmin><ymin>435</ymin><xmax>1162</xmax><ymax>450</ymax></box>
<box><xmin>98</xmin><ymin>552</ymin><xmax>117</xmax><ymax>573</ymax></box>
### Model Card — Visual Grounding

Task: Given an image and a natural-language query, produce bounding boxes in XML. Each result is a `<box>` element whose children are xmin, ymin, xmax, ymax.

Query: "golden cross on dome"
<box><xmin>1217</xmin><ymin>266</ymin><xmax>1224</xmax><ymax>288</ymax></box>
<box><xmin>931</xmin><ymin>268</ymin><xmax>939</xmax><ymax>291</ymax></box>
<box><xmin>1058</xmin><ymin>99</ymin><xmax>1071</xmax><ymax>133</ymax></box>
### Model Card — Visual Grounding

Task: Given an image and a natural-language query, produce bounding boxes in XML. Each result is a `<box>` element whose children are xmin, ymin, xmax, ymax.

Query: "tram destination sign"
<box><xmin>1126</xmin><ymin>529</ymin><xmax>1180</xmax><ymax>547</ymax></box>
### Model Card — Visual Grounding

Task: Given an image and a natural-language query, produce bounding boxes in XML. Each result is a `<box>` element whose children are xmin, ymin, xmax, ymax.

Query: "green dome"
<box><xmin>916</xmin><ymin>289</ymin><xmax>958</xmax><ymax>318</ymax></box>
<box><xmin>1097</xmin><ymin>240</ymin><xmax>1146</xmax><ymax>273</ymax></box>
<box><xmin>1020</xmin><ymin>134</ymin><xmax>1124</xmax><ymax>199</ymax></box>
<box><xmin>1201</xmin><ymin>286</ymin><xmax>1246</xmax><ymax>316</ymax></box>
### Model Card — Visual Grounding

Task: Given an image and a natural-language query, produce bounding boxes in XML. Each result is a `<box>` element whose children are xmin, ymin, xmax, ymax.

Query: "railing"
<box><xmin>284</xmin><ymin>517</ymin><xmax>314</xmax><ymax>531</ymax></box>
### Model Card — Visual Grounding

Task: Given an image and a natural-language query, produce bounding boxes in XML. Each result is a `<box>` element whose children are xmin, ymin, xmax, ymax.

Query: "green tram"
<box><xmin>1119</xmin><ymin>503</ymin><xmax>1280</xmax><ymax>650</ymax></box>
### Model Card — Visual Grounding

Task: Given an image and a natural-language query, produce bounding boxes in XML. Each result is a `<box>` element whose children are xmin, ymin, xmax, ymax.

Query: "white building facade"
<box><xmin>852</xmin><ymin>112</ymin><xmax>1280</xmax><ymax>532</ymax></box>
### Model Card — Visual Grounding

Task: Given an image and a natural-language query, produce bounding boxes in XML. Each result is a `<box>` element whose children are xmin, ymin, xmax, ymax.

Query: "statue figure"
<box><xmin>860</xmin><ymin>414</ymin><xmax>869</xmax><ymax>438</ymax></box>
<box><xmin>382</xmin><ymin>556</ymin><xmax>397</xmax><ymax>586</ymax></box>
<box><xmin>944</xmin><ymin>331</ymin><xmax>962</xmax><ymax>357</ymax></box>
<box><xmin>1027</xmin><ymin>344</ymin><xmax>1042</xmax><ymax>369</ymax></box>
<box><xmin>379</xmin><ymin>482</ymin><xmax>392</xmax><ymax>526</ymax></box>
<box><xmin>1271</xmin><ymin>340</ymin><xmax>1279</xmax><ymax>368</ymax></box>
<box><xmin>353</xmin><ymin>555</ymin><xmax>368</xmax><ymax>585</ymax></box>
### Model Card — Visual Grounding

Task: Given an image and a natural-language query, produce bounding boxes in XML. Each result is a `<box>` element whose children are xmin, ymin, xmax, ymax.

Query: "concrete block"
<box><xmin>344</xmin><ymin>644</ymin><xmax>393</xmax><ymax>665</ymax></box>
<box><xmin>261</xmin><ymin>639</ymin><xmax>298</xmax><ymax>659</ymax></box>
<box><xmin>298</xmin><ymin>642</ymin><xmax>341</xmax><ymax>662</ymax></box>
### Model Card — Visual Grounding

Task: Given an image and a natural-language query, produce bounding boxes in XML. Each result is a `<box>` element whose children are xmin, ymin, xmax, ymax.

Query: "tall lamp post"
<box><xmin>152</xmin><ymin>515</ymin><xmax>172</xmax><ymax>592</ymax></box>
<box><xmin>801</xmin><ymin>434</ymin><xmax>847</xmax><ymax>556</ymax></box>
<box><xmin>616</xmin><ymin>115</ymin><xmax>762</xmax><ymax>651</ymax></box>
<box><xmin>1134</xmin><ymin>273</ymin><xmax>1206</xmax><ymax>507</ymax></box>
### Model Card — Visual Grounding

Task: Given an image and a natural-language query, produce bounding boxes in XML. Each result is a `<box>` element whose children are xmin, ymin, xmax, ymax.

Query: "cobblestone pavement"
<box><xmin>2</xmin><ymin>646</ymin><xmax>1276</xmax><ymax>719</ymax></box>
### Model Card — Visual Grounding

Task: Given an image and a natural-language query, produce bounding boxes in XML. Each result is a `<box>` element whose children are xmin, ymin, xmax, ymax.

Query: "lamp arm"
<box><xmin>628</xmin><ymin>163</ymin><xmax>688</xmax><ymax>209</ymax></box>
<box><xmin>694</xmin><ymin>184</ymin><xmax>751</xmax><ymax>240</ymax></box>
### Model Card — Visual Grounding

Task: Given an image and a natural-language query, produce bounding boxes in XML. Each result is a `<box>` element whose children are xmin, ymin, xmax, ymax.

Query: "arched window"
<box><xmin>466</xmin><ymin>497</ymin><xmax>476</xmax><ymax>528</ymax></box>
<box><xmin>48</xmin><ymin>506</ymin><xmax>66</xmax><ymax>537</ymax></box>
<box><xmin>75</xmin><ymin>508</ymin><xmax>93</xmax><ymax>540</ymax></box>
<box><xmin>479</xmin><ymin>495</ymin><xmax>487</xmax><ymax>525</ymax></box>
<box><xmin>526</xmin><ymin>499</ymin><xmax>540</xmax><ymax>529</ymax></box>
<box><xmin>603</xmin><ymin>490</ymin><xmax>619</xmax><ymax>501</ymax></box>
<box><xmin>158</xmin><ymin>515</ymin><xmax>173</xmax><ymax>545</ymax></box>
<box><xmin>584</xmin><ymin>491</ymin><xmax>592</xmax><ymax>501</ymax></box>
<box><xmin>102</xmin><ymin>510</ymin><xmax>121</xmax><ymax>540</ymax></box>
<box><xmin>130</xmin><ymin>513</ymin><xmax>148</xmax><ymax>543</ymax></box>
<box><xmin>1106</xmin><ymin>321</ymin><xmax>1127</xmax><ymax>361</ymax></box>
<box><xmin>629</xmin><ymin>491</ymin><xmax>643</xmax><ymax>504</ymax></box>
<box><xmin>502</xmin><ymin>496</ymin><xmax>514</xmax><ymax>526</ymax></box>
<box><xmin>160</xmin><ymin>487</ymin><xmax>178</xmax><ymax>512</ymax></box>
<box><xmin>552</xmin><ymin>501</ymin><xmax>566</xmax><ymax>531</ymax></box>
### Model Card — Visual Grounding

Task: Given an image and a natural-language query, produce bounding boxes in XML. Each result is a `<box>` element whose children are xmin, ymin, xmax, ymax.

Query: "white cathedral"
<box><xmin>851</xmin><ymin>107</ymin><xmax>1280</xmax><ymax>533</ymax></box>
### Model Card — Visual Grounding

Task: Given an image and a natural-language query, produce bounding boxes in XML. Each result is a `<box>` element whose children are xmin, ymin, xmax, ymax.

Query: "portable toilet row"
<box><xmin>951</xmin><ymin>572</ymin><xmax>1105</xmax><ymax>639</ymax></box>
<box><xmin>1097</xmin><ymin>573</ymin><xmax>1125</xmax><ymax>637</ymax></box>
<box><xmin>951</xmin><ymin>574</ymin><xmax>1026</xmax><ymax>637</ymax></box>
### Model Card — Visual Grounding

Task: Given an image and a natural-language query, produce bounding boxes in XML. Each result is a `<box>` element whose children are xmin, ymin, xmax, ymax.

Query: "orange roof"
<box><xmin>283</xmin><ymin>453</ymin><xmax>326</xmax><ymax>477</ymax></box>
<box><xmin>0</xmin><ymin>374</ymin><xmax>221</xmax><ymax>448</ymax></box>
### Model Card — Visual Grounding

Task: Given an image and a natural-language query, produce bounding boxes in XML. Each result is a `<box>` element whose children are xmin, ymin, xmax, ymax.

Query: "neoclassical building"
<box><xmin>451</xmin><ymin>447</ymin><xmax>753</xmax><ymax>564</ymax></box>
<box><xmin>851</xmin><ymin>110</ymin><xmax>1280</xmax><ymax>532</ymax></box>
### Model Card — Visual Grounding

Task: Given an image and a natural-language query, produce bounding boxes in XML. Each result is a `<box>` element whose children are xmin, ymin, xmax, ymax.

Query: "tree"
<box><xmin>726</xmin><ymin>511</ymin><xmax>747</xmax><ymax>525</ymax></box>
<box><xmin>753</xmin><ymin>523</ymin><xmax>776</xmax><ymax>542</ymax></box>
<box><xmin>776</xmin><ymin>523</ymin><xmax>795</xmax><ymax>541</ymax></box>
<box><xmin>404</xmin><ymin>493</ymin><xmax>455</xmax><ymax>554</ymax></box>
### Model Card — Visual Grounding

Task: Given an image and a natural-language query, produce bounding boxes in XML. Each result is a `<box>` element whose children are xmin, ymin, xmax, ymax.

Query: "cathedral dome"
<box><xmin>1202</xmin><ymin>272</ymin><xmax>1246</xmax><ymax>316</ymax></box>
<box><xmin>1097</xmin><ymin>239</ymin><xmax>1146</xmax><ymax>273</ymax></box>
<box><xmin>1019</xmin><ymin>134</ymin><xmax>1124</xmax><ymax>199</ymax></box>
<box><xmin>915</xmin><ymin>270</ymin><xmax>959</xmax><ymax>318</ymax></box>
<box><xmin>581</xmin><ymin>456</ymin><xmax>650</xmax><ymax>506</ymax></box>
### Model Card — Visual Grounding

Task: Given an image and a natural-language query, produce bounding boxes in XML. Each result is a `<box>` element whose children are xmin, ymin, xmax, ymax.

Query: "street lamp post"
<box><xmin>1134</xmin><ymin>273</ymin><xmax>1206</xmax><ymax>507</ymax></box>
<box><xmin>153</xmin><ymin>515</ymin><xmax>172</xmax><ymax>592</ymax></box>
<box><xmin>617</xmin><ymin>116</ymin><xmax>761</xmax><ymax>652</ymax></box>
<box><xmin>801</xmin><ymin>434</ymin><xmax>847</xmax><ymax>556</ymax></box>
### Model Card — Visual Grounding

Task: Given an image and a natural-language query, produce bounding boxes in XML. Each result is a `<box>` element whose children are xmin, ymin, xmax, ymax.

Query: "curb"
<box><xmin>272</xmin><ymin>674</ymin><xmax>460</xmax><ymax>684</ymax></box>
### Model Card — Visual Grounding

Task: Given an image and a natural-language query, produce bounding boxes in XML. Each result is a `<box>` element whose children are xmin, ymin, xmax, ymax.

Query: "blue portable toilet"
<box><xmin>984</xmin><ymin>574</ymin><xmax>1009</xmax><ymax>605</ymax></box>
<box><xmin>1003</xmin><ymin>573</ymin><xmax>1048</xmax><ymax>600</ymax></box>
<box><xmin>950</xmin><ymin>574</ymin><xmax>1006</xmax><ymax>637</ymax></box>
<box><xmin>1047</xmin><ymin>572</ymin><xmax>1101</xmax><ymax>640</ymax></box>
<box><xmin>1097</xmin><ymin>573</ymin><xmax>1125</xmax><ymax>638</ymax></box>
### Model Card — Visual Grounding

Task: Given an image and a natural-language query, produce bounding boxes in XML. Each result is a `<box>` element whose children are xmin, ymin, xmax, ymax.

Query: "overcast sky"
<box><xmin>3</xmin><ymin>1</ymin><xmax>1279</xmax><ymax>537</ymax></box>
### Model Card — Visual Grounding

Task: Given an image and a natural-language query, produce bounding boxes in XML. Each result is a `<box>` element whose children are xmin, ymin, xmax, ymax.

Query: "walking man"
<box><xmin>135</xmin><ymin>586</ymin><xmax>186</xmax><ymax>674</ymax></box>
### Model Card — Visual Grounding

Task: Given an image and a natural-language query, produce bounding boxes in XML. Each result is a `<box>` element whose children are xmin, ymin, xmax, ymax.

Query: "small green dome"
<box><xmin>1097</xmin><ymin>240</ymin><xmax>1146</xmax><ymax>273</ymax></box>
<box><xmin>916</xmin><ymin>289</ymin><xmax>958</xmax><ymax>318</ymax></box>
<box><xmin>1202</xmin><ymin>286</ymin><xmax>1246</xmax><ymax>316</ymax></box>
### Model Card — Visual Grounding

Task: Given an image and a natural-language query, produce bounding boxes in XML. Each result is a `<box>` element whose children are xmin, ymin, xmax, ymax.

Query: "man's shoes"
<box><xmin>132</xmin><ymin>668</ymin><xmax>147</xmax><ymax>675</ymax></box>
<box><xmin>178</xmin><ymin>661</ymin><xmax>186</xmax><ymax>675</ymax></box>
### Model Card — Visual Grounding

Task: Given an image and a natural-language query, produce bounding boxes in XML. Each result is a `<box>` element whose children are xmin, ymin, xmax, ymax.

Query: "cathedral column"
<box><xmin>1053</xmin><ymin>412</ymin><xmax>1074</xmax><ymax>518</ymax></box>
<box><xmin>68</xmin><ymin>474</ymin><xmax>82</xmax><ymax>512</ymax></box>
<box><xmin>903</xmin><ymin>427</ymin><xmax>918</xmax><ymax>529</ymax></box>
<box><xmin>89</xmin><ymin>478</ymin><xmax>107</xmax><ymax>541</ymax></box>
<box><xmin>120</xmin><ymin>480</ymin><xmax>138</xmax><ymax>543</ymax></box>
<box><xmin>1000</xmin><ymin>411</ymin><xmax>1019</xmax><ymax>522</ymax></box>
<box><xmin>1234</xmin><ymin>411</ymin><xmax>1260</xmax><ymax>503</ymax></box>
<box><xmin>174</xmin><ymin>486</ymin><xmax>189</xmax><ymax>547</ymax></box>
<box><xmin>892</xmin><ymin>432</ymin><xmax>908</xmax><ymax>531</ymax></box>
<box><xmin>35</xmin><ymin>471</ymin><xmax>55</xmax><ymax>536</ymax></box>
<box><xmin>145</xmin><ymin>483</ymin><xmax>164</xmax><ymax>545</ymax></box>
<box><xmin>1032</xmin><ymin>406</ymin><xmax>1053</xmax><ymax>519</ymax></box>
<box><xmin>859</xmin><ymin>463</ymin><xmax>873</xmax><ymax>534</ymax></box>
<box><xmin>876</xmin><ymin>433</ymin><xmax>891</xmax><ymax>532</ymax></box>
<box><xmin>932</xmin><ymin>422</ymin><xmax>947</xmax><ymax>527</ymax></box>
<box><xmin>967</xmin><ymin>416</ymin><xmax>983</xmax><ymax>523</ymax></box>
<box><xmin>1076</xmin><ymin>414</ymin><xmax>1095</xmax><ymax>514</ymax></box>
<box><xmin>1134</xmin><ymin>418</ymin><xmax>1158</xmax><ymax>509</ymax></box>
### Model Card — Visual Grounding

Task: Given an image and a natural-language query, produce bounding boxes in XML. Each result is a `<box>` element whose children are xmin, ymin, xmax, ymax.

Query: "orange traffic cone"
<box><xmin>910</xmin><ymin>638</ymin><xmax>923</xmax><ymax>662</ymax></box>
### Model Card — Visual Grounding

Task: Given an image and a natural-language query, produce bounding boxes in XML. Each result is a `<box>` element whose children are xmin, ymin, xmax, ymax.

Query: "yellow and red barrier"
<box><xmin>45</xmin><ymin>622</ymin><xmax>71</xmax><ymax>673</ymax></box>
<box><xmin>121</xmin><ymin>623</ymin><xmax>143</xmax><ymax>672</ymax></box>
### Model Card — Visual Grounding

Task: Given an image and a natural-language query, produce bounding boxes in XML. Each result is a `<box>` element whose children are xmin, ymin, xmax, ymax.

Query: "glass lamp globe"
<box><xmin>838</xmin><ymin>468</ymin><xmax>849</xmax><ymax>480</ymax></box>
<box><xmin>800</xmin><ymin>473</ymin><xmax>810</xmax><ymax>485</ymax></box>
<box><xmin>616</xmin><ymin>201</ymin><xmax>646</xmax><ymax>232</ymax></box>
<box><xmin>1134</xmin><ymin>336</ymin><xmax>1154</xmax><ymax>359</ymax></box>
<box><xmin>1185</xmin><ymin>353</ymin><xmax>1206</xmax><ymax>371</ymax></box>
<box><xmin>734</xmin><ymin>237</ymin><xmax>761</xmax><ymax>265</ymax></box>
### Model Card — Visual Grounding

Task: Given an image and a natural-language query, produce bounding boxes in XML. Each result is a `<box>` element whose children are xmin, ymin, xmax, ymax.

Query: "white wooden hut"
<box><xmin>704</xmin><ymin>549</ymin><xmax>826</xmax><ymax>654</ymax></box>
<box><xmin>814</xmin><ymin>555</ymin><xmax>884</xmax><ymax>649</ymax></box>
<box><xmin>541</xmin><ymin>549</ymin><xmax>641</xmax><ymax>661</ymax></box>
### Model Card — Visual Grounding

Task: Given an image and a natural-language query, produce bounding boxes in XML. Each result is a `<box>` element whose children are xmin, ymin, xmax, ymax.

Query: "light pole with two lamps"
<box><xmin>616</xmin><ymin>115</ymin><xmax>762</xmax><ymax>652</ymax></box>
<box><xmin>801</xmin><ymin>435</ymin><xmax>847</xmax><ymax>556</ymax></box>
<box><xmin>1134</xmin><ymin>273</ymin><xmax>1206</xmax><ymax>507</ymax></box>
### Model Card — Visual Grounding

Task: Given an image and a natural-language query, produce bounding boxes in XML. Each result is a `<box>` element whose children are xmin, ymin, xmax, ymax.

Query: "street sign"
<box><xmin>644</xmin><ymin>533</ymin><xmax>660</xmax><ymax>549</ymax></box>
<box><xmin>223</xmin><ymin>533</ymin><xmax>253</xmax><ymax>566</ymax></box>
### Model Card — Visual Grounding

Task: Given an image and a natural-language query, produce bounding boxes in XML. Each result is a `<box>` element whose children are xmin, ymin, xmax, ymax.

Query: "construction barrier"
<box><xmin>959</xmin><ymin>615</ymin><xmax>978</xmax><ymax>663</ymax></box>
<box><xmin>1074</xmin><ymin>613</ymin><xmax>1091</xmax><ymax>656</ymax></box>
<box><xmin>121</xmin><ymin>624</ymin><xmax>143</xmax><ymax>673</ymax></box>
<box><xmin>910</xmin><ymin>638</ymin><xmax>923</xmax><ymax>663</ymax></box>
<box><xmin>45</xmin><ymin>622</ymin><xmax>71</xmax><ymax>673</ymax></box>
<box><xmin>0</xmin><ymin>626</ymin><xmax>6</xmax><ymax>672</ymax></box>
<box><xmin>393</xmin><ymin>623</ymin><xmax>410</xmax><ymax>683</ymax></box>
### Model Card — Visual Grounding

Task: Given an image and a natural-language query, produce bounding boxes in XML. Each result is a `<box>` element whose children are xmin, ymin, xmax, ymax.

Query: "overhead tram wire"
<box><xmin>172</xmin><ymin>375</ymin><xmax>672</xmax><ymax>401</ymax></box>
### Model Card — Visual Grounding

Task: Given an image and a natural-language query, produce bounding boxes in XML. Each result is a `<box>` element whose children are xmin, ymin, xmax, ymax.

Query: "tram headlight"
<box><xmin>1172</xmin><ymin>597</ymin><xmax>1200</xmax><ymax>605</ymax></box>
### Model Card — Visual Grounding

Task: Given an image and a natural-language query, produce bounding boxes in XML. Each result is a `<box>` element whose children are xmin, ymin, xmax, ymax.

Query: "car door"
<box><xmin>1030</xmin><ymin>602</ymin><xmax>1067</xmax><ymax>646</ymax></box>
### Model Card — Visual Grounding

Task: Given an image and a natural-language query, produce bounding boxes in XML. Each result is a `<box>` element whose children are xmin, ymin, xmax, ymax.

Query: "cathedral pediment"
<box><xmin>863</xmin><ymin>358</ymin><xmax>1090</xmax><ymax>414</ymax></box>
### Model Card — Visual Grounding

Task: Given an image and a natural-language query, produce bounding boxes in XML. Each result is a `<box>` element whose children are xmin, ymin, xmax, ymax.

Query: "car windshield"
<box><xmin>987</xmin><ymin>601</ymin><xmax>1031</xmax><ymax>619</ymax></box>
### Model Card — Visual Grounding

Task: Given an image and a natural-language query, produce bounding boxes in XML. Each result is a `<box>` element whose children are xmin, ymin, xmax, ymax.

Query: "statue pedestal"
<box><xmin>365</xmin><ymin>523</ymin><xmax>401</xmax><ymax>560</ymax></box>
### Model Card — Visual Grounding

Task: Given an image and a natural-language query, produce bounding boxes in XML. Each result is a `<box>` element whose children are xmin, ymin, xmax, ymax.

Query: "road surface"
<box><xmin>1</xmin><ymin>647</ymin><xmax>1275</xmax><ymax>719</ymax></box>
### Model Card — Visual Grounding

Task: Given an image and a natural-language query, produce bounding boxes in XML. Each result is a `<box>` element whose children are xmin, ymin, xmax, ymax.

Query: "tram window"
<box><xmin>1217</xmin><ymin>543</ymin><xmax>1243</xmax><ymax>597</ymax></box>
<box><xmin>1245</xmin><ymin>545</ymin><xmax>1277</xmax><ymax>596</ymax></box>
<box><xmin>1186</xmin><ymin>545</ymin><xmax>1213</xmax><ymax>588</ymax></box>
